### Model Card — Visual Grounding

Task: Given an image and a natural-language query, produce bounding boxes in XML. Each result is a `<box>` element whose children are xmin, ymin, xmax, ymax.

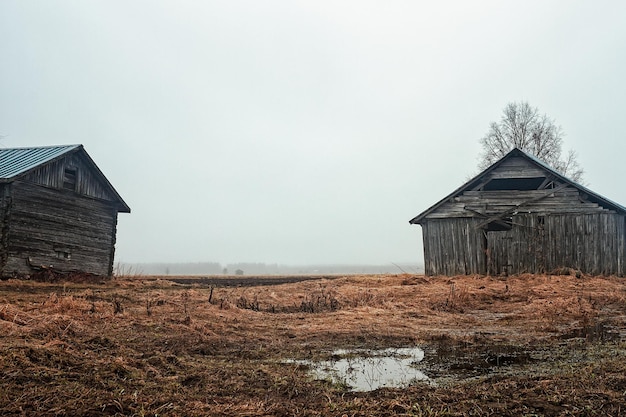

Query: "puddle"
<box><xmin>288</xmin><ymin>327</ymin><xmax>623</xmax><ymax>392</ymax></box>
<box><xmin>291</xmin><ymin>347</ymin><xmax>429</xmax><ymax>391</ymax></box>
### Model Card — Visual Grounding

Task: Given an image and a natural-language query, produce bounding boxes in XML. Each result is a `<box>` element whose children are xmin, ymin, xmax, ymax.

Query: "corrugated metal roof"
<box><xmin>0</xmin><ymin>145</ymin><xmax>81</xmax><ymax>179</ymax></box>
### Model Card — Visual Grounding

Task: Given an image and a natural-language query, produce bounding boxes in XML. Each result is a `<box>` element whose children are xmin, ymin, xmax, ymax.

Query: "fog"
<box><xmin>119</xmin><ymin>262</ymin><xmax>420</xmax><ymax>277</ymax></box>
<box><xmin>1</xmin><ymin>1</ymin><xmax>626</xmax><ymax>267</ymax></box>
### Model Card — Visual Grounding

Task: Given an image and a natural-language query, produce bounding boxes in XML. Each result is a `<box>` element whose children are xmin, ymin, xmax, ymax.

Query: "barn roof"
<box><xmin>0</xmin><ymin>145</ymin><xmax>81</xmax><ymax>178</ymax></box>
<box><xmin>0</xmin><ymin>144</ymin><xmax>130</xmax><ymax>213</ymax></box>
<box><xmin>409</xmin><ymin>147</ymin><xmax>626</xmax><ymax>224</ymax></box>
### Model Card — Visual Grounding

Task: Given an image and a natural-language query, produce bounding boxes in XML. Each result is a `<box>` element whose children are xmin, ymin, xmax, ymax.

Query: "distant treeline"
<box><xmin>116</xmin><ymin>262</ymin><xmax>423</xmax><ymax>276</ymax></box>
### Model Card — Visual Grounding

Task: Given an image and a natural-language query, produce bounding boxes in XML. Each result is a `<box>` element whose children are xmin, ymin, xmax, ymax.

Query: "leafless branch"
<box><xmin>478</xmin><ymin>101</ymin><xmax>583</xmax><ymax>182</ymax></box>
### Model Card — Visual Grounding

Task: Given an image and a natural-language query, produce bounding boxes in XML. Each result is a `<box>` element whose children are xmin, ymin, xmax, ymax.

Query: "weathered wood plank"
<box><xmin>2</xmin><ymin>180</ymin><xmax>119</xmax><ymax>276</ymax></box>
<box><xmin>23</xmin><ymin>153</ymin><xmax>116</xmax><ymax>202</ymax></box>
<box><xmin>423</xmin><ymin>212</ymin><xmax>625</xmax><ymax>276</ymax></box>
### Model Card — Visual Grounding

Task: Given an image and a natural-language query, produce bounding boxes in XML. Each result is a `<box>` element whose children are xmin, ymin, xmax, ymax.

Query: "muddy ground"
<box><xmin>1</xmin><ymin>273</ymin><xmax>626</xmax><ymax>416</ymax></box>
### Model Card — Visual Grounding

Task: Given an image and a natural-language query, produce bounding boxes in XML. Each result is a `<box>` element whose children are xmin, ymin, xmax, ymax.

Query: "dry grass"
<box><xmin>1</xmin><ymin>273</ymin><xmax>626</xmax><ymax>416</ymax></box>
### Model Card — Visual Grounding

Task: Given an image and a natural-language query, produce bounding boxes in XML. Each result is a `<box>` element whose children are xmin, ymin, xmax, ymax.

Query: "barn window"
<box><xmin>485</xmin><ymin>217</ymin><xmax>513</xmax><ymax>231</ymax></box>
<box><xmin>483</xmin><ymin>177</ymin><xmax>546</xmax><ymax>191</ymax></box>
<box><xmin>55</xmin><ymin>249</ymin><xmax>71</xmax><ymax>260</ymax></box>
<box><xmin>63</xmin><ymin>168</ymin><xmax>77</xmax><ymax>191</ymax></box>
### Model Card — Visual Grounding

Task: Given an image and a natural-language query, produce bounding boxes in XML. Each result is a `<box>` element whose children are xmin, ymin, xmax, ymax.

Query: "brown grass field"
<box><xmin>1</xmin><ymin>273</ymin><xmax>626</xmax><ymax>416</ymax></box>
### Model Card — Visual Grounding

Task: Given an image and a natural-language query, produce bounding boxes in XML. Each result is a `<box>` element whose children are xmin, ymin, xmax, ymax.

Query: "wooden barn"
<box><xmin>410</xmin><ymin>148</ymin><xmax>626</xmax><ymax>276</ymax></box>
<box><xmin>0</xmin><ymin>145</ymin><xmax>130</xmax><ymax>278</ymax></box>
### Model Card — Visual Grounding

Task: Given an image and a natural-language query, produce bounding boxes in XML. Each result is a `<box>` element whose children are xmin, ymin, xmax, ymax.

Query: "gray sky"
<box><xmin>1</xmin><ymin>1</ymin><xmax>626</xmax><ymax>266</ymax></box>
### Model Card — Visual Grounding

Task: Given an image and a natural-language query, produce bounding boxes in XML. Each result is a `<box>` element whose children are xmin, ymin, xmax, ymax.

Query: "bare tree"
<box><xmin>479</xmin><ymin>101</ymin><xmax>584</xmax><ymax>182</ymax></box>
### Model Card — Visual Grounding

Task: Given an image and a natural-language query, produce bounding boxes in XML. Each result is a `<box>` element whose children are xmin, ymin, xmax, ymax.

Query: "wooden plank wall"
<box><xmin>425</xmin><ymin>188</ymin><xmax>610</xmax><ymax>220</ymax></box>
<box><xmin>486</xmin><ymin>214</ymin><xmax>543</xmax><ymax>275</ymax></box>
<box><xmin>422</xmin><ymin>213</ymin><xmax>626</xmax><ymax>276</ymax></box>
<box><xmin>489</xmin><ymin>156</ymin><xmax>548</xmax><ymax>179</ymax></box>
<box><xmin>0</xmin><ymin>184</ymin><xmax>11</xmax><ymax>271</ymax></box>
<box><xmin>1</xmin><ymin>180</ymin><xmax>118</xmax><ymax>277</ymax></box>
<box><xmin>24</xmin><ymin>153</ymin><xmax>116</xmax><ymax>202</ymax></box>
<box><xmin>544</xmin><ymin>213</ymin><xmax>625</xmax><ymax>276</ymax></box>
<box><xmin>422</xmin><ymin>218</ymin><xmax>485</xmax><ymax>275</ymax></box>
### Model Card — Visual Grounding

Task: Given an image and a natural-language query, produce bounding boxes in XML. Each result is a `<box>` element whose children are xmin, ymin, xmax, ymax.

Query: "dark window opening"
<box><xmin>63</xmin><ymin>168</ymin><xmax>77</xmax><ymax>191</ymax></box>
<box><xmin>483</xmin><ymin>177</ymin><xmax>546</xmax><ymax>191</ymax></box>
<box><xmin>55</xmin><ymin>249</ymin><xmax>71</xmax><ymax>260</ymax></box>
<box><xmin>485</xmin><ymin>217</ymin><xmax>513</xmax><ymax>231</ymax></box>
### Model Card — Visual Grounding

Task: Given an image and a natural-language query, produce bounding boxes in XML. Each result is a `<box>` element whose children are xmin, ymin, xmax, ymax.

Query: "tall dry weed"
<box><xmin>342</xmin><ymin>288</ymin><xmax>386</xmax><ymax>308</ymax></box>
<box><xmin>431</xmin><ymin>283</ymin><xmax>471</xmax><ymax>312</ymax></box>
<box><xmin>112</xmin><ymin>262</ymin><xmax>144</xmax><ymax>279</ymax></box>
<box><xmin>43</xmin><ymin>293</ymin><xmax>90</xmax><ymax>314</ymax></box>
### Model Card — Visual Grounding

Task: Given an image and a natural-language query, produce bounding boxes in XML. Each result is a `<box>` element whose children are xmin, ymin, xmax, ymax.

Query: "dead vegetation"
<box><xmin>1</xmin><ymin>273</ymin><xmax>626</xmax><ymax>416</ymax></box>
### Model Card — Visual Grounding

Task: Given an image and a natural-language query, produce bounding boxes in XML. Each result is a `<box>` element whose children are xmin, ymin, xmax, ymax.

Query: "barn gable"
<box><xmin>411</xmin><ymin>148</ymin><xmax>625</xmax><ymax>225</ymax></box>
<box><xmin>410</xmin><ymin>148</ymin><xmax>626</xmax><ymax>276</ymax></box>
<box><xmin>0</xmin><ymin>145</ymin><xmax>130</xmax><ymax>213</ymax></box>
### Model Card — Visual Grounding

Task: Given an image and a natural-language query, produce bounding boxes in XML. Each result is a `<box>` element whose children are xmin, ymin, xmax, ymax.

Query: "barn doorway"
<box><xmin>483</xmin><ymin>218</ymin><xmax>513</xmax><ymax>276</ymax></box>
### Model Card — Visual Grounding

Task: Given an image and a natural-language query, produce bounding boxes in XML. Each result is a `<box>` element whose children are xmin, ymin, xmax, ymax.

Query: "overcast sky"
<box><xmin>1</xmin><ymin>1</ymin><xmax>625</xmax><ymax>266</ymax></box>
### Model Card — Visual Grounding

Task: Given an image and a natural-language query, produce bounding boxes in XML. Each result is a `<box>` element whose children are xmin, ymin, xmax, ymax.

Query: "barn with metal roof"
<box><xmin>0</xmin><ymin>145</ymin><xmax>130</xmax><ymax>278</ymax></box>
<box><xmin>409</xmin><ymin>148</ymin><xmax>626</xmax><ymax>276</ymax></box>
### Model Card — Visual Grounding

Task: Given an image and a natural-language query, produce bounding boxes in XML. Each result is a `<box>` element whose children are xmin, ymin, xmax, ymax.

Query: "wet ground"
<box><xmin>291</xmin><ymin>322</ymin><xmax>626</xmax><ymax>393</ymax></box>
<box><xmin>290</xmin><ymin>347</ymin><xmax>429</xmax><ymax>391</ymax></box>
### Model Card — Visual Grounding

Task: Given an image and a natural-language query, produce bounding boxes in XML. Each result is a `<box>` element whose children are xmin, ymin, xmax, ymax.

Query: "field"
<box><xmin>1</xmin><ymin>273</ymin><xmax>626</xmax><ymax>416</ymax></box>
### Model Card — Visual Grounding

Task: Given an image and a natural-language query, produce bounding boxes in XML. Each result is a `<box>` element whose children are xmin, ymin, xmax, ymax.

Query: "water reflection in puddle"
<box><xmin>294</xmin><ymin>347</ymin><xmax>429</xmax><ymax>391</ymax></box>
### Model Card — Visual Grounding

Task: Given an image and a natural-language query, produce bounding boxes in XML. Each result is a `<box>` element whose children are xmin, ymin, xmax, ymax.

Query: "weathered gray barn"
<box><xmin>0</xmin><ymin>145</ymin><xmax>130</xmax><ymax>278</ymax></box>
<box><xmin>410</xmin><ymin>148</ymin><xmax>626</xmax><ymax>276</ymax></box>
